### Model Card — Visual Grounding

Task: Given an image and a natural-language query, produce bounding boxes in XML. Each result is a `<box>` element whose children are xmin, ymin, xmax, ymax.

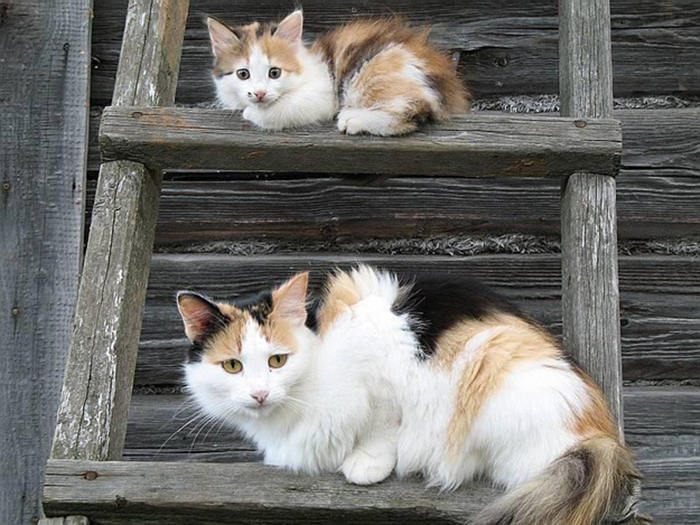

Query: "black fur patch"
<box><xmin>394</xmin><ymin>273</ymin><xmax>522</xmax><ymax>357</ymax></box>
<box><xmin>181</xmin><ymin>293</ymin><xmax>230</xmax><ymax>363</ymax></box>
<box><xmin>234</xmin><ymin>290</ymin><xmax>274</xmax><ymax>324</ymax></box>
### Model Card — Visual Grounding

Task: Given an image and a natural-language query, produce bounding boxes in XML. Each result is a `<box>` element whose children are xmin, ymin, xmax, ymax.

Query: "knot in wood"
<box><xmin>84</xmin><ymin>470</ymin><xmax>98</xmax><ymax>480</ymax></box>
<box><xmin>574</xmin><ymin>120</ymin><xmax>587</xmax><ymax>128</ymax></box>
<box><xmin>2</xmin><ymin>182</ymin><xmax>10</xmax><ymax>191</ymax></box>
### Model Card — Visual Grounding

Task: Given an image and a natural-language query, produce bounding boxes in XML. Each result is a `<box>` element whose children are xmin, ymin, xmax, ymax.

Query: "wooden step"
<box><xmin>99</xmin><ymin>107</ymin><xmax>621</xmax><ymax>178</ymax></box>
<box><xmin>41</xmin><ymin>456</ymin><xmax>700</xmax><ymax>524</ymax></box>
<box><xmin>44</xmin><ymin>388</ymin><xmax>700</xmax><ymax>523</ymax></box>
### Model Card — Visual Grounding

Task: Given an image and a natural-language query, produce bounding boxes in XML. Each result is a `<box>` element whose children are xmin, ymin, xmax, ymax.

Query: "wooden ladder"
<box><xmin>41</xmin><ymin>0</ymin><xmax>626</xmax><ymax>522</ymax></box>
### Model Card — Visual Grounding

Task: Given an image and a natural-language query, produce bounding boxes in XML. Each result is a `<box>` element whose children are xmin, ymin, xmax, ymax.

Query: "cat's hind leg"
<box><xmin>338</xmin><ymin>44</ymin><xmax>443</xmax><ymax>136</ymax></box>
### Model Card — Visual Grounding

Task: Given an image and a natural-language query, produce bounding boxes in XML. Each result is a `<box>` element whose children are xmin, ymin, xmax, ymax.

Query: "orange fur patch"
<box><xmin>312</xmin><ymin>17</ymin><xmax>469</xmax><ymax>122</ymax></box>
<box><xmin>211</xmin><ymin>21</ymin><xmax>303</xmax><ymax>76</ymax></box>
<box><xmin>316</xmin><ymin>271</ymin><xmax>362</xmax><ymax>336</ymax></box>
<box><xmin>201</xmin><ymin>306</ymin><xmax>248</xmax><ymax>364</ymax></box>
<box><xmin>201</xmin><ymin>295</ymin><xmax>302</xmax><ymax>365</ymax></box>
<box><xmin>569</xmin><ymin>367</ymin><xmax>618</xmax><ymax>440</ymax></box>
<box><xmin>443</xmin><ymin>314</ymin><xmax>562</xmax><ymax>454</ymax></box>
<box><xmin>259</xmin><ymin>36</ymin><xmax>303</xmax><ymax>74</ymax></box>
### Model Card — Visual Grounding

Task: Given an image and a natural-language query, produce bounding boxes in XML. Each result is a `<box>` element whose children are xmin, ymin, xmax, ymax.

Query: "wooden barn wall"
<box><xmin>0</xmin><ymin>1</ymin><xmax>91</xmax><ymax>522</ymax></box>
<box><xmin>87</xmin><ymin>0</ymin><xmax>700</xmax><ymax>384</ymax></box>
<box><xmin>86</xmin><ymin>0</ymin><xmax>698</xmax><ymax>521</ymax></box>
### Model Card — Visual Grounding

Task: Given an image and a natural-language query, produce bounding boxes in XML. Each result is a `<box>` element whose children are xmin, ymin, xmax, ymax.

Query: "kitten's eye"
<box><xmin>222</xmin><ymin>359</ymin><xmax>243</xmax><ymax>374</ymax></box>
<box><xmin>236</xmin><ymin>69</ymin><xmax>250</xmax><ymax>80</ymax></box>
<box><xmin>268</xmin><ymin>67</ymin><xmax>282</xmax><ymax>79</ymax></box>
<box><xmin>268</xmin><ymin>354</ymin><xmax>288</xmax><ymax>369</ymax></box>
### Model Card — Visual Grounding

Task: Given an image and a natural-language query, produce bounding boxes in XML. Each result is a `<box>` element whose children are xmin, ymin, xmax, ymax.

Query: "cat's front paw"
<box><xmin>341</xmin><ymin>448</ymin><xmax>395</xmax><ymax>485</ymax></box>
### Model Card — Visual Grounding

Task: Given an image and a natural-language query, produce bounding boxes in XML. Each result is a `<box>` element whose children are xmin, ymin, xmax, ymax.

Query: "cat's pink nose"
<box><xmin>251</xmin><ymin>390</ymin><xmax>269</xmax><ymax>405</ymax></box>
<box><xmin>253</xmin><ymin>91</ymin><xmax>266</xmax><ymax>102</ymax></box>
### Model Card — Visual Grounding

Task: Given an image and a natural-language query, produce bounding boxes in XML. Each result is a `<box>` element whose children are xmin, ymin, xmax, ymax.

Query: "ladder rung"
<box><xmin>44</xmin><ymin>459</ymin><xmax>500</xmax><ymax>523</ymax></box>
<box><xmin>99</xmin><ymin>107</ymin><xmax>622</xmax><ymax>178</ymax></box>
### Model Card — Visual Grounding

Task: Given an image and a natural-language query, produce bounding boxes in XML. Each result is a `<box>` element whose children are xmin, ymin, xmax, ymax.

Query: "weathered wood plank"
<box><xmin>86</xmin><ymin>108</ymin><xmax>700</xmax><ymax>242</ymax></box>
<box><xmin>560</xmin><ymin>0</ymin><xmax>623</xmax><ymax>431</ymax></box>
<box><xmin>44</xmin><ymin>459</ymin><xmax>500</xmax><ymax>524</ymax></box>
<box><xmin>133</xmin><ymin>254</ymin><xmax>700</xmax><ymax>386</ymax></box>
<box><xmin>51</xmin><ymin>0</ymin><xmax>189</xmax><ymax>462</ymax></box>
<box><xmin>42</xmin><ymin>449</ymin><xmax>700</xmax><ymax>523</ymax></box>
<box><xmin>0</xmin><ymin>1</ymin><xmax>91</xmax><ymax>522</ymax></box>
<box><xmin>99</xmin><ymin>108</ymin><xmax>622</xmax><ymax>178</ymax></box>
<box><xmin>123</xmin><ymin>388</ymin><xmax>700</xmax><ymax>464</ymax></box>
<box><xmin>89</xmin><ymin>0</ymin><xmax>700</xmax><ymax>104</ymax></box>
<box><xmin>88</xmin><ymin>108</ymin><xmax>700</xmax><ymax>175</ymax></box>
<box><xmin>86</xmin><ymin>173</ymin><xmax>700</xmax><ymax>244</ymax></box>
<box><xmin>39</xmin><ymin>517</ymin><xmax>90</xmax><ymax>525</ymax></box>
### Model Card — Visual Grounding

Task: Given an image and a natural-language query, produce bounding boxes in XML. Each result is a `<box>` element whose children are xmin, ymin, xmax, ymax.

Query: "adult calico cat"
<box><xmin>177</xmin><ymin>267</ymin><xmax>646</xmax><ymax>524</ymax></box>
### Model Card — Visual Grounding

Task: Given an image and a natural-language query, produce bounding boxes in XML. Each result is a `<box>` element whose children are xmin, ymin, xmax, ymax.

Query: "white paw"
<box><xmin>341</xmin><ymin>448</ymin><xmax>395</xmax><ymax>485</ymax></box>
<box><xmin>337</xmin><ymin>109</ymin><xmax>384</xmax><ymax>135</ymax></box>
<box><xmin>242</xmin><ymin>106</ymin><xmax>255</xmax><ymax>122</ymax></box>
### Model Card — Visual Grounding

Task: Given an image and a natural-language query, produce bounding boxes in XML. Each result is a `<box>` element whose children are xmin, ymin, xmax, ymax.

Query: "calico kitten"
<box><xmin>178</xmin><ymin>267</ymin><xmax>646</xmax><ymax>524</ymax></box>
<box><xmin>206</xmin><ymin>10</ymin><xmax>469</xmax><ymax>135</ymax></box>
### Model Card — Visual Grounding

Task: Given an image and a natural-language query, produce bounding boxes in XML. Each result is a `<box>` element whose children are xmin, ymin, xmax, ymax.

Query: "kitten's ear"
<box><xmin>271</xmin><ymin>272</ymin><xmax>309</xmax><ymax>326</ymax></box>
<box><xmin>177</xmin><ymin>292</ymin><xmax>227</xmax><ymax>343</ymax></box>
<box><xmin>207</xmin><ymin>17</ymin><xmax>238</xmax><ymax>57</ymax></box>
<box><xmin>274</xmin><ymin>10</ymin><xmax>304</xmax><ymax>45</ymax></box>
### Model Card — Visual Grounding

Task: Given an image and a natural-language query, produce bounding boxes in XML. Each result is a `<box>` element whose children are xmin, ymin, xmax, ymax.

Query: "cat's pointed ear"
<box><xmin>271</xmin><ymin>272</ymin><xmax>309</xmax><ymax>326</ymax></box>
<box><xmin>207</xmin><ymin>17</ymin><xmax>238</xmax><ymax>57</ymax></box>
<box><xmin>274</xmin><ymin>10</ymin><xmax>304</xmax><ymax>45</ymax></box>
<box><xmin>177</xmin><ymin>292</ymin><xmax>227</xmax><ymax>343</ymax></box>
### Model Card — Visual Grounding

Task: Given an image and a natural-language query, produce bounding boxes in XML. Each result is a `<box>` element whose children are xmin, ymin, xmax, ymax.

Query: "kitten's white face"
<box><xmin>177</xmin><ymin>273</ymin><xmax>313</xmax><ymax>423</ymax></box>
<box><xmin>213</xmin><ymin>46</ymin><xmax>301</xmax><ymax>110</ymax></box>
<box><xmin>207</xmin><ymin>12</ymin><xmax>306</xmax><ymax>112</ymax></box>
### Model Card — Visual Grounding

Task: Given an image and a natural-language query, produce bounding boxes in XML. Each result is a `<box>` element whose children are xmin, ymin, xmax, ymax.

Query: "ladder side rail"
<box><xmin>559</xmin><ymin>0</ymin><xmax>623</xmax><ymax>432</ymax></box>
<box><xmin>50</xmin><ymin>0</ymin><xmax>189</xmax><ymax>462</ymax></box>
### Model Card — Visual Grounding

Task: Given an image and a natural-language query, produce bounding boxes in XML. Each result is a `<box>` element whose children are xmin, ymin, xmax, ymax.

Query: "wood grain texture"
<box><xmin>562</xmin><ymin>175</ymin><xmax>623</xmax><ymax>423</ymax></box>
<box><xmin>560</xmin><ymin>0</ymin><xmax>623</xmax><ymax>431</ymax></box>
<box><xmin>44</xmin><ymin>459</ymin><xmax>500</xmax><ymax>524</ymax></box>
<box><xmin>99</xmin><ymin>107</ymin><xmax>622</xmax><ymax>178</ymax></box>
<box><xmin>45</xmin><ymin>394</ymin><xmax>700</xmax><ymax>525</ymax></box>
<box><xmin>0</xmin><ymin>1</ymin><xmax>91</xmax><ymax>523</ymax></box>
<box><xmin>89</xmin><ymin>0</ymin><xmax>700</xmax><ymax>105</ymax></box>
<box><xmin>38</xmin><ymin>517</ymin><xmax>90</xmax><ymax>525</ymax></box>
<box><xmin>91</xmin><ymin>107</ymin><xmax>700</xmax><ymax>176</ymax></box>
<box><xmin>51</xmin><ymin>0</ymin><xmax>189</xmax><ymax>462</ymax></box>
<box><xmin>85</xmin><ymin>108</ymin><xmax>700</xmax><ymax>242</ymax></box>
<box><xmin>133</xmin><ymin>254</ymin><xmax>700</xmax><ymax>386</ymax></box>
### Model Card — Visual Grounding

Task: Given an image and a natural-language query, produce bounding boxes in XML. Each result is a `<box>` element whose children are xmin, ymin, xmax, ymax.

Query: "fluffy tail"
<box><xmin>474</xmin><ymin>436</ymin><xmax>650</xmax><ymax>525</ymax></box>
<box><xmin>317</xmin><ymin>266</ymin><xmax>403</xmax><ymax>334</ymax></box>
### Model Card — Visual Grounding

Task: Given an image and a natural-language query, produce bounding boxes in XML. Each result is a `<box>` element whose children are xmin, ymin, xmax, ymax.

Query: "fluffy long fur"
<box><xmin>177</xmin><ymin>266</ymin><xmax>646</xmax><ymax>523</ymax></box>
<box><xmin>206</xmin><ymin>10</ymin><xmax>469</xmax><ymax>135</ymax></box>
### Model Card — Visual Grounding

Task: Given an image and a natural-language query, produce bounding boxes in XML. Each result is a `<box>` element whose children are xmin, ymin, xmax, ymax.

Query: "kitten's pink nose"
<box><xmin>253</xmin><ymin>91</ymin><xmax>267</xmax><ymax>102</ymax></box>
<box><xmin>251</xmin><ymin>390</ymin><xmax>269</xmax><ymax>405</ymax></box>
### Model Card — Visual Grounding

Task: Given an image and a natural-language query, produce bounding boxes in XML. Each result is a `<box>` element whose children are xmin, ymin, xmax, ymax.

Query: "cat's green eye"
<box><xmin>222</xmin><ymin>359</ymin><xmax>243</xmax><ymax>374</ymax></box>
<box><xmin>236</xmin><ymin>68</ymin><xmax>250</xmax><ymax>80</ymax></box>
<box><xmin>268</xmin><ymin>67</ymin><xmax>282</xmax><ymax>79</ymax></box>
<box><xmin>268</xmin><ymin>354</ymin><xmax>287</xmax><ymax>369</ymax></box>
